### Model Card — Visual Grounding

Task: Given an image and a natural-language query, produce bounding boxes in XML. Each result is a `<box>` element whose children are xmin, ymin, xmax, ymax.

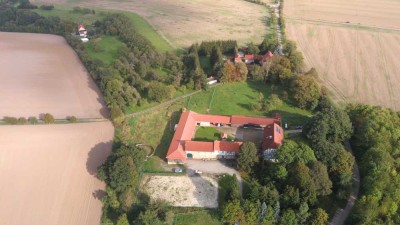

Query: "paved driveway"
<box><xmin>185</xmin><ymin>159</ymin><xmax>243</xmax><ymax>195</ymax></box>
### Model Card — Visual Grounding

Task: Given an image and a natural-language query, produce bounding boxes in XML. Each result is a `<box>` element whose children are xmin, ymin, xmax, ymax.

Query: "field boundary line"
<box><xmin>286</xmin><ymin>17</ymin><xmax>400</xmax><ymax>34</ymax></box>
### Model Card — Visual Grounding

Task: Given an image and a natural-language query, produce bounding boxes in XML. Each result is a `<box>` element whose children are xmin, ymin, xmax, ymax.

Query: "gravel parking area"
<box><xmin>142</xmin><ymin>175</ymin><xmax>218</xmax><ymax>208</ymax></box>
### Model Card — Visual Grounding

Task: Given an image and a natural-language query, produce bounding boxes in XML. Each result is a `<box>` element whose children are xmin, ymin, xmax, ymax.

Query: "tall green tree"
<box><xmin>292</xmin><ymin>75</ymin><xmax>321</xmax><ymax>110</ymax></box>
<box><xmin>276</xmin><ymin>140</ymin><xmax>316</xmax><ymax>164</ymax></box>
<box><xmin>309</xmin><ymin>161</ymin><xmax>332</xmax><ymax>196</ymax></box>
<box><xmin>210</xmin><ymin>46</ymin><xmax>223</xmax><ymax>68</ymax></box>
<box><xmin>309</xmin><ymin>208</ymin><xmax>328</xmax><ymax>225</ymax></box>
<box><xmin>237</xmin><ymin>142</ymin><xmax>259</xmax><ymax>173</ymax></box>
<box><xmin>279</xmin><ymin>209</ymin><xmax>298</xmax><ymax>225</ymax></box>
<box><xmin>222</xmin><ymin>199</ymin><xmax>245</xmax><ymax>225</ymax></box>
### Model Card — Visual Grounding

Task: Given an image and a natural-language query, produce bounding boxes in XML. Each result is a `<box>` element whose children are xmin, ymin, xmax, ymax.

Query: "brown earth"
<box><xmin>0</xmin><ymin>122</ymin><xmax>114</xmax><ymax>225</ymax></box>
<box><xmin>0</xmin><ymin>32</ymin><xmax>108</xmax><ymax>119</ymax></box>
<box><xmin>32</xmin><ymin>0</ymin><xmax>268</xmax><ymax>48</ymax></box>
<box><xmin>284</xmin><ymin>0</ymin><xmax>400</xmax><ymax>110</ymax></box>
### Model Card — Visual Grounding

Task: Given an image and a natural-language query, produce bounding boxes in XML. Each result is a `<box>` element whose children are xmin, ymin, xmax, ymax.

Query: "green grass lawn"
<box><xmin>85</xmin><ymin>36</ymin><xmax>125</xmax><ymax>64</ymax></box>
<box><xmin>193</xmin><ymin>127</ymin><xmax>221</xmax><ymax>142</ymax></box>
<box><xmin>173</xmin><ymin>210</ymin><xmax>222</xmax><ymax>225</ymax></box>
<box><xmin>143</xmin><ymin>157</ymin><xmax>170</xmax><ymax>173</ymax></box>
<box><xmin>187</xmin><ymin>81</ymin><xmax>312</xmax><ymax>127</ymax></box>
<box><xmin>33</xmin><ymin>5</ymin><xmax>173</xmax><ymax>52</ymax></box>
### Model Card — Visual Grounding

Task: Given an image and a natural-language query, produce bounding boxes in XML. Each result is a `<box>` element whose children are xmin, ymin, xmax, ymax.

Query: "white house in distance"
<box><xmin>77</xmin><ymin>24</ymin><xmax>89</xmax><ymax>42</ymax></box>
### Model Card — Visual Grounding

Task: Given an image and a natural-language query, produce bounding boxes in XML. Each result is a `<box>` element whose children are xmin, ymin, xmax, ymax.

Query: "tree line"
<box><xmin>346</xmin><ymin>105</ymin><xmax>400</xmax><ymax>224</ymax></box>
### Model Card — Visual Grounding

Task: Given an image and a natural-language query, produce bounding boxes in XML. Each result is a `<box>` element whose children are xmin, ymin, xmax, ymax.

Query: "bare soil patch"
<box><xmin>0</xmin><ymin>122</ymin><xmax>114</xmax><ymax>225</ymax></box>
<box><xmin>286</xmin><ymin>22</ymin><xmax>400</xmax><ymax>110</ymax></box>
<box><xmin>33</xmin><ymin>0</ymin><xmax>268</xmax><ymax>48</ymax></box>
<box><xmin>142</xmin><ymin>175</ymin><xmax>218</xmax><ymax>208</ymax></box>
<box><xmin>0</xmin><ymin>32</ymin><xmax>108</xmax><ymax>119</ymax></box>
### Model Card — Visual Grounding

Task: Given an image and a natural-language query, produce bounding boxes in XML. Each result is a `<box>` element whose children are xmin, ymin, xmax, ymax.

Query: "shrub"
<box><xmin>3</xmin><ymin>116</ymin><xmax>18</xmax><ymax>125</ymax></box>
<box><xmin>39</xmin><ymin>4</ymin><xmax>54</xmax><ymax>10</ymax></box>
<box><xmin>28</xmin><ymin>116</ymin><xmax>38</xmax><ymax>124</ymax></box>
<box><xmin>66</xmin><ymin>116</ymin><xmax>77</xmax><ymax>123</ymax></box>
<box><xmin>18</xmin><ymin>117</ymin><xmax>27</xmax><ymax>125</ymax></box>
<box><xmin>43</xmin><ymin>113</ymin><xmax>55</xmax><ymax>124</ymax></box>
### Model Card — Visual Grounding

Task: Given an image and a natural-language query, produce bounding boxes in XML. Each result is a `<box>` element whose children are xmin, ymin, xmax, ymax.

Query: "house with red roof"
<box><xmin>166</xmin><ymin>109</ymin><xmax>284</xmax><ymax>164</ymax></box>
<box><xmin>77</xmin><ymin>24</ymin><xmax>87</xmax><ymax>37</ymax></box>
<box><xmin>233</xmin><ymin>51</ymin><xmax>273</xmax><ymax>66</ymax></box>
<box><xmin>244</xmin><ymin>54</ymin><xmax>255</xmax><ymax>64</ymax></box>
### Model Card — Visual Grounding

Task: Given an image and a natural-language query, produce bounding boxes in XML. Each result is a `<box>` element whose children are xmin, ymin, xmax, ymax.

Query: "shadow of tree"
<box><xmin>86</xmin><ymin>141</ymin><xmax>113</xmax><ymax>177</ymax></box>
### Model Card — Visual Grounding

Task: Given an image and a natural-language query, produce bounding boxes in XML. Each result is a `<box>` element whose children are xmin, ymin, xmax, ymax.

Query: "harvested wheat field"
<box><xmin>33</xmin><ymin>0</ymin><xmax>268</xmax><ymax>48</ymax></box>
<box><xmin>142</xmin><ymin>175</ymin><xmax>218</xmax><ymax>208</ymax></box>
<box><xmin>286</xmin><ymin>23</ymin><xmax>400</xmax><ymax>110</ymax></box>
<box><xmin>284</xmin><ymin>0</ymin><xmax>400</xmax><ymax>110</ymax></box>
<box><xmin>285</xmin><ymin>0</ymin><xmax>400</xmax><ymax>30</ymax></box>
<box><xmin>0</xmin><ymin>122</ymin><xmax>114</xmax><ymax>225</ymax></box>
<box><xmin>0</xmin><ymin>32</ymin><xmax>108</xmax><ymax>119</ymax></box>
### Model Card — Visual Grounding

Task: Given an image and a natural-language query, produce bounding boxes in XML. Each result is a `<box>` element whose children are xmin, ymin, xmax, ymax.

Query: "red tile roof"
<box><xmin>214</xmin><ymin>141</ymin><xmax>242</xmax><ymax>152</ymax></box>
<box><xmin>262</xmin><ymin>123</ymin><xmax>284</xmax><ymax>150</ymax></box>
<box><xmin>166</xmin><ymin>109</ymin><xmax>283</xmax><ymax>161</ymax></box>
<box><xmin>195</xmin><ymin>114</ymin><xmax>231</xmax><ymax>124</ymax></box>
<box><xmin>231</xmin><ymin>115</ymin><xmax>279</xmax><ymax>126</ymax></box>
<box><xmin>185</xmin><ymin>141</ymin><xmax>214</xmax><ymax>152</ymax></box>
<box><xmin>244</xmin><ymin>54</ymin><xmax>255</xmax><ymax>60</ymax></box>
<box><xmin>166</xmin><ymin>110</ymin><xmax>196</xmax><ymax>160</ymax></box>
<box><xmin>234</xmin><ymin>56</ymin><xmax>242</xmax><ymax>62</ymax></box>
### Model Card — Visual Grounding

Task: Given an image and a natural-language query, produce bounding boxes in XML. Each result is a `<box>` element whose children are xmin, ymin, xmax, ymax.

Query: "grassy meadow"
<box><xmin>85</xmin><ymin>36</ymin><xmax>125</xmax><ymax>64</ymax></box>
<box><xmin>33</xmin><ymin>5</ymin><xmax>173</xmax><ymax>52</ymax></box>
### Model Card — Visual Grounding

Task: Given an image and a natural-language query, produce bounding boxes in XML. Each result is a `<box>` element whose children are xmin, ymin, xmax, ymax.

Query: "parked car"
<box><xmin>194</xmin><ymin>170</ymin><xmax>203</xmax><ymax>174</ymax></box>
<box><xmin>173</xmin><ymin>168</ymin><xmax>183</xmax><ymax>173</ymax></box>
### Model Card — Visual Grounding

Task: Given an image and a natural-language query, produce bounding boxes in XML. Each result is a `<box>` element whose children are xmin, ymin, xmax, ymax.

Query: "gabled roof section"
<box><xmin>231</xmin><ymin>115</ymin><xmax>279</xmax><ymax>126</ymax></box>
<box><xmin>166</xmin><ymin>109</ymin><xmax>196</xmax><ymax>160</ymax></box>
<box><xmin>244</xmin><ymin>54</ymin><xmax>255</xmax><ymax>60</ymax></box>
<box><xmin>262</xmin><ymin>123</ymin><xmax>284</xmax><ymax>150</ymax></box>
<box><xmin>194</xmin><ymin>114</ymin><xmax>231</xmax><ymax>124</ymax></box>
<box><xmin>185</xmin><ymin>141</ymin><xmax>214</xmax><ymax>152</ymax></box>
<box><xmin>214</xmin><ymin>141</ymin><xmax>242</xmax><ymax>152</ymax></box>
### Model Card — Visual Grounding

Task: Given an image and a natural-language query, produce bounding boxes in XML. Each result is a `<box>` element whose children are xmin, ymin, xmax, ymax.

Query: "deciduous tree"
<box><xmin>237</xmin><ymin>142</ymin><xmax>259</xmax><ymax>173</ymax></box>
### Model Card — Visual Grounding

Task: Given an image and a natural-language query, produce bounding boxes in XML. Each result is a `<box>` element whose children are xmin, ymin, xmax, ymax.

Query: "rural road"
<box><xmin>330</xmin><ymin>141</ymin><xmax>360</xmax><ymax>225</ymax></box>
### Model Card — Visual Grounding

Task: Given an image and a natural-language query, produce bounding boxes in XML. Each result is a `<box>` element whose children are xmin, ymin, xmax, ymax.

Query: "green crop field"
<box><xmin>33</xmin><ymin>5</ymin><xmax>173</xmax><ymax>52</ymax></box>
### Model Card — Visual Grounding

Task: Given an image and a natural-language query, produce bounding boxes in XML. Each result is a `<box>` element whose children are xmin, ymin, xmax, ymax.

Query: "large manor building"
<box><xmin>166</xmin><ymin>109</ymin><xmax>284</xmax><ymax>164</ymax></box>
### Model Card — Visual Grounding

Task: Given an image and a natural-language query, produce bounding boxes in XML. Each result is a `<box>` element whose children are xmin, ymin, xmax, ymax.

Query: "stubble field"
<box><xmin>32</xmin><ymin>0</ymin><xmax>268</xmax><ymax>48</ymax></box>
<box><xmin>284</xmin><ymin>0</ymin><xmax>400</xmax><ymax>110</ymax></box>
<box><xmin>0</xmin><ymin>32</ymin><xmax>108</xmax><ymax>119</ymax></box>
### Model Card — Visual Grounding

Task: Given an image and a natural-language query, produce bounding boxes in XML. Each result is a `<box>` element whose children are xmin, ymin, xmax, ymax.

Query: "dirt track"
<box><xmin>0</xmin><ymin>32</ymin><xmax>108</xmax><ymax>119</ymax></box>
<box><xmin>0</xmin><ymin>122</ymin><xmax>114</xmax><ymax>225</ymax></box>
